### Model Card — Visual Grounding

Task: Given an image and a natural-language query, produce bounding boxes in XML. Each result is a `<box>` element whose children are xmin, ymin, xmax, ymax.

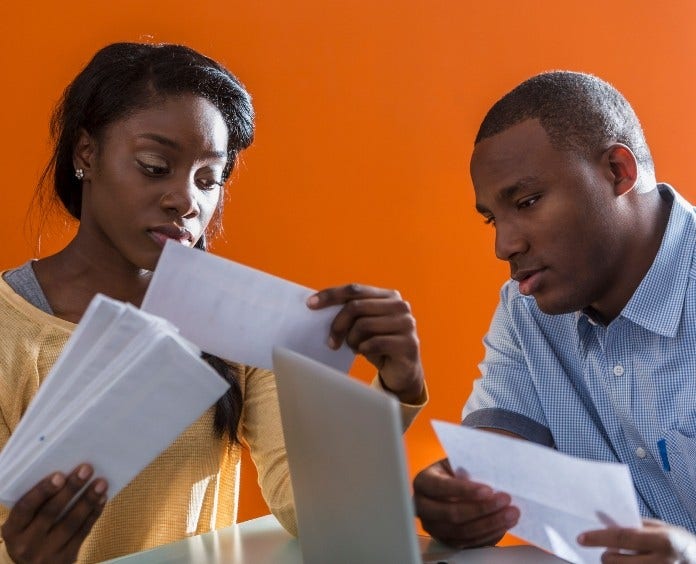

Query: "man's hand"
<box><xmin>578</xmin><ymin>519</ymin><xmax>696</xmax><ymax>563</ymax></box>
<box><xmin>1</xmin><ymin>464</ymin><xmax>108</xmax><ymax>564</ymax></box>
<box><xmin>413</xmin><ymin>458</ymin><xmax>519</xmax><ymax>548</ymax></box>
<box><xmin>307</xmin><ymin>284</ymin><xmax>424</xmax><ymax>404</ymax></box>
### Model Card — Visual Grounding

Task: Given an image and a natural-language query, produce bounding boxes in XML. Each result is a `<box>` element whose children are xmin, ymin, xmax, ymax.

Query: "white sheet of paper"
<box><xmin>432</xmin><ymin>420</ymin><xmax>642</xmax><ymax>564</ymax></box>
<box><xmin>0</xmin><ymin>295</ymin><xmax>230</xmax><ymax>507</ymax></box>
<box><xmin>141</xmin><ymin>241</ymin><xmax>355</xmax><ymax>372</ymax></box>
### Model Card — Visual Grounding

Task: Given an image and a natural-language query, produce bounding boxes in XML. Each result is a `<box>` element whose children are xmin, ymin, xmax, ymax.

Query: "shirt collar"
<box><xmin>617</xmin><ymin>184</ymin><xmax>696</xmax><ymax>337</ymax></box>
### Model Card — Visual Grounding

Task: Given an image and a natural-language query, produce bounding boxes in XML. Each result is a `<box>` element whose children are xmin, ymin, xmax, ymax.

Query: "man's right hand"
<box><xmin>413</xmin><ymin>458</ymin><xmax>519</xmax><ymax>548</ymax></box>
<box><xmin>1</xmin><ymin>464</ymin><xmax>107</xmax><ymax>563</ymax></box>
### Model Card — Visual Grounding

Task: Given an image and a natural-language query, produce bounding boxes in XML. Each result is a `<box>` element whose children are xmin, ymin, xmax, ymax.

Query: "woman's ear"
<box><xmin>603</xmin><ymin>143</ymin><xmax>639</xmax><ymax>197</ymax></box>
<box><xmin>73</xmin><ymin>128</ymin><xmax>96</xmax><ymax>180</ymax></box>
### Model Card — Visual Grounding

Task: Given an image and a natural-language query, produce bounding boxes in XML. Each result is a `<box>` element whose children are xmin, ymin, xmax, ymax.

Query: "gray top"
<box><xmin>3</xmin><ymin>261</ymin><xmax>53</xmax><ymax>314</ymax></box>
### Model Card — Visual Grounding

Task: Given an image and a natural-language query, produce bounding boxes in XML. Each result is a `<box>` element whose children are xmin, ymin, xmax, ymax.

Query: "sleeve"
<box><xmin>240</xmin><ymin>366</ymin><xmax>297</xmax><ymax>536</ymax></box>
<box><xmin>462</xmin><ymin>285</ymin><xmax>554</xmax><ymax>447</ymax></box>
<box><xmin>370</xmin><ymin>376</ymin><xmax>428</xmax><ymax>431</ymax></box>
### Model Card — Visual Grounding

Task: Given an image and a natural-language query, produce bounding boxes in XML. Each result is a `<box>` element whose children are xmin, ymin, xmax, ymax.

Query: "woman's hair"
<box><xmin>41</xmin><ymin>42</ymin><xmax>255</xmax><ymax>440</ymax></box>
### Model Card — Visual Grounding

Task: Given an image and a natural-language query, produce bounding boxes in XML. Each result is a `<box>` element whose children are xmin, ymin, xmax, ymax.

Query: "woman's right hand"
<box><xmin>1</xmin><ymin>464</ymin><xmax>107</xmax><ymax>563</ymax></box>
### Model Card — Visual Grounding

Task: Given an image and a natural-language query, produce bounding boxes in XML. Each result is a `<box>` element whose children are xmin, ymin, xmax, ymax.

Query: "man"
<box><xmin>414</xmin><ymin>71</ymin><xmax>696</xmax><ymax>562</ymax></box>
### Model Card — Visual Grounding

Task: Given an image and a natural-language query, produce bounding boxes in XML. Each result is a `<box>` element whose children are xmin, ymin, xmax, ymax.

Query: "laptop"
<box><xmin>271</xmin><ymin>347</ymin><xmax>564</xmax><ymax>564</ymax></box>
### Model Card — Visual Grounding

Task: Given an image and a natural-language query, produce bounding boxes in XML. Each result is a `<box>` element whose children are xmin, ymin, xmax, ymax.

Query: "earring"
<box><xmin>75</xmin><ymin>168</ymin><xmax>84</xmax><ymax>180</ymax></box>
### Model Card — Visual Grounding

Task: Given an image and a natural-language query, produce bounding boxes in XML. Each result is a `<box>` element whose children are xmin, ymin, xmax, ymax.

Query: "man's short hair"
<box><xmin>475</xmin><ymin>71</ymin><xmax>654</xmax><ymax>175</ymax></box>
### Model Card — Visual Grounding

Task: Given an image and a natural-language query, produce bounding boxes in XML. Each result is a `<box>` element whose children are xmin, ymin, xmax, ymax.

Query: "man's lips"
<box><xmin>148</xmin><ymin>225</ymin><xmax>194</xmax><ymax>248</ymax></box>
<box><xmin>512</xmin><ymin>268</ymin><xmax>546</xmax><ymax>296</ymax></box>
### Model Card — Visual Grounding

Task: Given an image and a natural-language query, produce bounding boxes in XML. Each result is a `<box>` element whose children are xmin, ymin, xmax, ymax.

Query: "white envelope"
<box><xmin>141</xmin><ymin>241</ymin><xmax>355</xmax><ymax>372</ymax></box>
<box><xmin>432</xmin><ymin>420</ymin><xmax>642</xmax><ymax>564</ymax></box>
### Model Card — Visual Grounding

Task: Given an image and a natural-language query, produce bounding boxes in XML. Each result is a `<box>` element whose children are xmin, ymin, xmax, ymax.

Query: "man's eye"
<box><xmin>483</xmin><ymin>216</ymin><xmax>496</xmax><ymax>226</ymax></box>
<box><xmin>518</xmin><ymin>195</ymin><xmax>540</xmax><ymax>209</ymax></box>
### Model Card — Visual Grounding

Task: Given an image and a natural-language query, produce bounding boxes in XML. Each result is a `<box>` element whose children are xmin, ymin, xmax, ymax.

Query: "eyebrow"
<box><xmin>136</xmin><ymin>133</ymin><xmax>227</xmax><ymax>160</ymax></box>
<box><xmin>475</xmin><ymin>177</ymin><xmax>539</xmax><ymax>214</ymax></box>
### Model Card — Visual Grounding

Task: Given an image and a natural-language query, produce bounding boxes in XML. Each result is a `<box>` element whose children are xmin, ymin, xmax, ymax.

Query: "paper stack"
<box><xmin>0</xmin><ymin>294</ymin><xmax>230</xmax><ymax>507</ymax></box>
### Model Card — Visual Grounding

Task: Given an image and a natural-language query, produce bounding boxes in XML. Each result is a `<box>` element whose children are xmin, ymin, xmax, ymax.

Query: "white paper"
<box><xmin>432</xmin><ymin>420</ymin><xmax>642</xmax><ymax>564</ymax></box>
<box><xmin>0</xmin><ymin>295</ymin><xmax>230</xmax><ymax>506</ymax></box>
<box><xmin>141</xmin><ymin>241</ymin><xmax>355</xmax><ymax>372</ymax></box>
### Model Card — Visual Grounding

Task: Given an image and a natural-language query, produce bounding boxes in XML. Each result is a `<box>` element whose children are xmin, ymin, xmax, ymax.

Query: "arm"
<box><xmin>240</xmin><ymin>366</ymin><xmax>297</xmax><ymax>536</ymax></box>
<box><xmin>578</xmin><ymin>519</ymin><xmax>696</xmax><ymax>563</ymax></box>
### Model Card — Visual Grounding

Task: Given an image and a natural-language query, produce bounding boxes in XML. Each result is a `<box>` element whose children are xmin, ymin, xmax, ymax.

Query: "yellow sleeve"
<box><xmin>370</xmin><ymin>375</ymin><xmax>429</xmax><ymax>431</ymax></box>
<box><xmin>240</xmin><ymin>367</ymin><xmax>297</xmax><ymax>536</ymax></box>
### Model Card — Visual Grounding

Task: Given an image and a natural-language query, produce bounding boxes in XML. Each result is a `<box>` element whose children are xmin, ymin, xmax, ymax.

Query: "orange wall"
<box><xmin>2</xmin><ymin>1</ymin><xmax>696</xmax><ymax>530</ymax></box>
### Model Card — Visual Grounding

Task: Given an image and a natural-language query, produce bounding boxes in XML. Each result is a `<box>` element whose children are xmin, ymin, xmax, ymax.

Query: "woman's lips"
<box><xmin>148</xmin><ymin>228</ymin><xmax>193</xmax><ymax>248</ymax></box>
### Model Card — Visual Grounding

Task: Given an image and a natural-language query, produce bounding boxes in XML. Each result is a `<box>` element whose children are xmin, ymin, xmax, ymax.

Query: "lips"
<box><xmin>148</xmin><ymin>225</ymin><xmax>194</xmax><ymax>248</ymax></box>
<box><xmin>512</xmin><ymin>267</ymin><xmax>546</xmax><ymax>296</ymax></box>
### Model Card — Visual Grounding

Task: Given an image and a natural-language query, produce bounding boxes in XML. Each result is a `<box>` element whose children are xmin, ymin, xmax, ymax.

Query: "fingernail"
<box><xmin>51</xmin><ymin>473</ymin><xmax>65</xmax><ymax>487</ymax></box>
<box><xmin>99</xmin><ymin>495</ymin><xmax>108</xmax><ymax>506</ymax></box>
<box><xmin>78</xmin><ymin>465</ymin><xmax>91</xmax><ymax>480</ymax></box>
<box><xmin>306</xmin><ymin>295</ymin><xmax>319</xmax><ymax>307</ymax></box>
<box><xmin>577</xmin><ymin>533</ymin><xmax>586</xmax><ymax>544</ymax></box>
<box><xmin>94</xmin><ymin>480</ymin><xmax>107</xmax><ymax>494</ymax></box>
<box><xmin>328</xmin><ymin>336</ymin><xmax>337</xmax><ymax>349</ymax></box>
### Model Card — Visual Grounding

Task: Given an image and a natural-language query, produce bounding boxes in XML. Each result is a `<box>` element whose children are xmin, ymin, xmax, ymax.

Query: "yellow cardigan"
<box><xmin>0</xmin><ymin>275</ymin><xmax>425</xmax><ymax>563</ymax></box>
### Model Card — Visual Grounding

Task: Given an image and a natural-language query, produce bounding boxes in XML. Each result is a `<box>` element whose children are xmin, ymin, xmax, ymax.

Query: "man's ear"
<box><xmin>73</xmin><ymin>128</ymin><xmax>97</xmax><ymax>179</ymax></box>
<box><xmin>602</xmin><ymin>144</ymin><xmax>638</xmax><ymax>196</ymax></box>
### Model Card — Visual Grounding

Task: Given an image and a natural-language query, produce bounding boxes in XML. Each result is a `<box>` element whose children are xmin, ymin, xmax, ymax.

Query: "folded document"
<box><xmin>0</xmin><ymin>294</ymin><xmax>230</xmax><ymax>506</ymax></box>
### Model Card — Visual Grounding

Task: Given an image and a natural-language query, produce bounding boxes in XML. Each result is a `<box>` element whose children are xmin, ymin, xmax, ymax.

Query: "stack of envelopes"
<box><xmin>0</xmin><ymin>294</ymin><xmax>230</xmax><ymax>507</ymax></box>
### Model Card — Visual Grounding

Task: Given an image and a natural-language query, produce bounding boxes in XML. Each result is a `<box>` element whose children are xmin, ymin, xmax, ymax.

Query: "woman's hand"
<box><xmin>578</xmin><ymin>518</ymin><xmax>696</xmax><ymax>563</ymax></box>
<box><xmin>307</xmin><ymin>283</ymin><xmax>424</xmax><ymax>404</ymax></box>
<box><xmin>1</xmin><ymin>464</ymin><xmax>108</xmax><ymax>564</ymax></box>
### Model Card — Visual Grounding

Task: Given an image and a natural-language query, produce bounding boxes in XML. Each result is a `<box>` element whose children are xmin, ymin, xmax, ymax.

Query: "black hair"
<box><xmin>40</xmin><ymin>42</ymin><xmax>255</xmax><ymax>440</ymax></box>
<box><xmin>475</xmin><ymin>71</ymin><xmax>654</xmax><ymax>175</ymax></box>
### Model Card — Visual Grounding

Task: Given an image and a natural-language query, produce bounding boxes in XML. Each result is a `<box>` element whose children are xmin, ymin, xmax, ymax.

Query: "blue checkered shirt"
<box><xmin>463</xmin><ymin>184</ymin><xmax>696</xmax><ymax>532</ymax></box>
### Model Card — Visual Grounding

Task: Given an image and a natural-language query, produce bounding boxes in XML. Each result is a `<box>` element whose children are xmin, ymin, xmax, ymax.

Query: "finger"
<box><xmin>349</xmin><ymin>334</ymin><xmax>419</xmax><ymax>366</ymax></box>
<box><xmin>415</xmin><ymin>490</ymin><xmax>513</xmax><ymax>524</ymax></box>
<box><xmin>48</xmin><ymin>479</ymin><xmax>108</xmax><ymax>555</ymax></box>
<box><xmin>329</xmin><ymin>297</ymin><xmax>412</xmax><ymax>349</ymax></box>
<box><xmin>307</xmin><ymin>284</ymin><xmax>399</xmax><ymax>309</ymax></box>
<box><xmin>55</xmin><ymin>485</ymin><xmax>107</xmax><ymax>562</ymax></box>
<box><xmin>413</xmin><ymin>461</ymin><xmax>494</xmax><ymax>501</ymax></box>
<box><xmin>419</xmin><ymin>501</ymin><xmax>518</xmax><ymax>548</ymax></box>
<box><xmin>23</xmin><ymin>465</ymin><xmax>94</xmax><ymax>538</ymax></box>
<box><xmin>343</xmin><ymin>314</ymin><xmax>417</xmax><ymax>352</ymax></box>
<box><xmin>3</xmin><ymin>472</ymin><xmax>67</xmax><ymax>534</ymax></box>
<box><xmin>579</xmin><ymin>527</ymin><xmax>670</xmax><ymax>553</ymax></box>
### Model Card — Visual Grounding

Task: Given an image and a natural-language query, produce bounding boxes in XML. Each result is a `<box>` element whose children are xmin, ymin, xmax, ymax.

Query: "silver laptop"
<box><xmin>272</xmin><ymin>347</ymin><xmax>565</xmax><ymax>564</ymax></box>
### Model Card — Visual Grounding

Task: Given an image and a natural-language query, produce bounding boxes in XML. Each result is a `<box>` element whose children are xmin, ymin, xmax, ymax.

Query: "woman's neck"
<box><xmin>33</xmin><ymin>240</ymin><xmax>152</xmax><ymax>324</ymax></box>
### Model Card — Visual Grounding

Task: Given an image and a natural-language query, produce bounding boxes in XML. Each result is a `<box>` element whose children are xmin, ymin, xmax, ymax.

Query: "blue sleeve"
<box><xmin>463</xmin><ymin>283</ymin><xmax>554</xmax><ymax>447</ymax></box>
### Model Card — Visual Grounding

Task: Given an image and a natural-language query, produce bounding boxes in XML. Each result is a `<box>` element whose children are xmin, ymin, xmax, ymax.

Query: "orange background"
<box><xmin>2</xmin><ymin>0</ymin><xmax>696</xmax><ymax>539</ymax></box>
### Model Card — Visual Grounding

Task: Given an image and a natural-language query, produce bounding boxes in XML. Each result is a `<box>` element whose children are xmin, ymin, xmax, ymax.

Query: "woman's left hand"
<box><xmin>307</xmin><ymin>284</ymin><xmax>424</xmax><ymax>404</ymax></box>
<box><xmin>578</xmin><ymin>519</ymin><xmax>696</xmax><ymax>563</ymax></box>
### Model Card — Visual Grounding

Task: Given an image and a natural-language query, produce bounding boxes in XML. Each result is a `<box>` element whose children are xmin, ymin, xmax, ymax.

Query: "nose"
<box><xmin>494</xmin><ymin>221</ymin><xmax>528</xmax><ymax>261</ymax></box>
<box><xmin>159</xmin><ymin>176</ymin><xmax>199</xmax><ymax>219</ymax></box>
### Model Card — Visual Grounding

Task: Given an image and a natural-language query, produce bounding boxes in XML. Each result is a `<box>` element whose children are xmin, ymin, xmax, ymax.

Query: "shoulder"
<box><xmin>0</xmin><ymin>273</ymin><xmax>74</xmax><ymax>427</ymax></box>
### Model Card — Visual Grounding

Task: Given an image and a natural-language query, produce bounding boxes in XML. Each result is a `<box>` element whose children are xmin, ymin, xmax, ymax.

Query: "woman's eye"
<box><xmin>197</xmin><ymin>178</ymin><xmax>223</xmax><ymax>191</ymax></box>
<box><xmin>137</xmin><ymin>160</ymin><xmax>169</xmax><ymax>176</ymax></box>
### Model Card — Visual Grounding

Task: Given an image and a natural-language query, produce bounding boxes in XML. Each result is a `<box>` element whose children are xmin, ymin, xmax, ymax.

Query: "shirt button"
<box><xmin>613</xmin><ymin>365</ymin><xmax>625</xmax><ymax>376</ymax></box>
<box><xmin>636</xmin><ymin>447</ymin><xmax>647</xmax><ymax>459</ymax></box>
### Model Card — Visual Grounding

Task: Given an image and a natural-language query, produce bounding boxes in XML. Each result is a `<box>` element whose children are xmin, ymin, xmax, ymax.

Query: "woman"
<box><xmin>0</xmin><ymin>43</ymin><xmax>426</xmax><ymax>563</ymax></box>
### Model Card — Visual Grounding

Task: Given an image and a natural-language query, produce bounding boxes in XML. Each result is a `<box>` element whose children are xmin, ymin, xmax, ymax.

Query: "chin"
<box><xmin>532</xmin><ymin>295</ymin><xmax>580</xmax><ymax>316</ymax></box>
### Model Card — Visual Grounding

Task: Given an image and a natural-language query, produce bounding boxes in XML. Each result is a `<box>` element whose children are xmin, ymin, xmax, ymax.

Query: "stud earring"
<box><xmin>75</xmin><ymin>168</ymin><xmax>84</xmax><ymax>180</ymax></box>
